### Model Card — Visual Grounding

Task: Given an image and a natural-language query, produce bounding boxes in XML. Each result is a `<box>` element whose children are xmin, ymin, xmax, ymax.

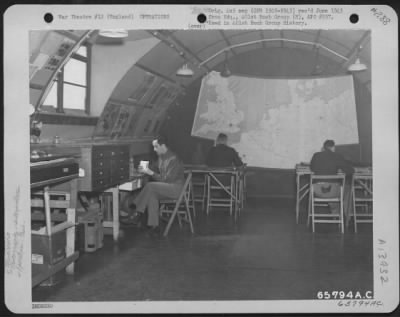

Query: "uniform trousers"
<box><xmin>134</xmin><ymin>182</ymin><xmax>183</xmax><ymax>227</ymax></box>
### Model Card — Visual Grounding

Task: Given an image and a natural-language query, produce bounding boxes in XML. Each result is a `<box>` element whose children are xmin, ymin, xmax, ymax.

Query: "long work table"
<box><xmin>184</xmin><ymin>164</ymin><xmax>246</xmax><ymax>221</ymax></box>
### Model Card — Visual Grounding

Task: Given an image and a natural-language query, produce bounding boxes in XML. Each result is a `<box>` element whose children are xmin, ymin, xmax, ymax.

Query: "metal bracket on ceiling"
<box><xmin>149</xmin><ymin>30</ymin><xmax>209</xmax><ymax>73</ymax></box>
<box><xmin>199</xmin><ymin>38</ymin><xmax>350</xmax><ymax>67</ymax></box>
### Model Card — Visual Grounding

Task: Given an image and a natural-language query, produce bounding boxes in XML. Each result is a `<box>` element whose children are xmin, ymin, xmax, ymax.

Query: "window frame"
<box><xmin>45</xmin><ymin>43</ymin><xmax>91</xmax><ymax>115</ymax></box>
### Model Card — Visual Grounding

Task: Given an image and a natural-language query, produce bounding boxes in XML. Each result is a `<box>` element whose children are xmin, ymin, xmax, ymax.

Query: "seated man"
<box><xmin>121</xmin><ymin>135</ymin><xmax>184</xmax><ymax>234</ymax></box>
<box><xmin>206</xmin><ymin>133</ymin><xmax>243</xmax><ymax>167</ymax></box>
<box><xmin>310</xmin><ymin>139</ymin><xmax>354</xmax><ymax>216</ymax></box>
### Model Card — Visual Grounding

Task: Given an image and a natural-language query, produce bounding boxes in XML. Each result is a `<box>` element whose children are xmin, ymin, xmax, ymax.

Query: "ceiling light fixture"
<box><xmin>176</xmin><ymin>64</ymin><xmax>194</xmax><ymax>77</ymax></box>
<box><xmin>347</xmin><ymin>58</ymin><xmax>367</xmax><ymax>72</ymax></box>
<box><xmin>98</xmin><ymin>29</ymin><xmax>129</xmax><ymax>38</ymax></box>
<box><xmin>347</xmin><ymin>46</ymin><xmax>367</xmax><ymax>72</ymax></box>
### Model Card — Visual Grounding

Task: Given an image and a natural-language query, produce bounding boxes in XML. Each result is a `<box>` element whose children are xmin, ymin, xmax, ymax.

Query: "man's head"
<box><xmin>323</xmin><ymin>139</ymin><xmax>335</xmax><ymax>152</ymax></box>
<box><xmin>152</xmin><ymin>135</ymin><xmax>169</xmax><ymax>156</ymax></box>
<box><xmin>216</xmin><ymin>133</ymin><xmax>228</xmax><ymax>145</ymax></box>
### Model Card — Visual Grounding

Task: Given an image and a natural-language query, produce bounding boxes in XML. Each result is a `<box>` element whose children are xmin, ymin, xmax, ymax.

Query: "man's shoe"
<box><xmin>130</xmin><ymin>212</ymin><xmax>143</xmax><ymax>225</ymax></box>
<box><xmin>146</xmin><ymin>226</ymin><xmax>160</xmax><ymax>237</ymax></box>
<box><xmin>120</xmin><ymin>211</ymin><xmax>142</xmax><ymax>226</ymax></box>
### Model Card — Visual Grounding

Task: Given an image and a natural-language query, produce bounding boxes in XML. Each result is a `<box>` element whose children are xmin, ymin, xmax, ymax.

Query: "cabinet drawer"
<box><xmin>92</xmin><ymin>168</ymin><xmax>111</xmax><ymax>179</ymax></box>
<box><xmin>111</xmin><ymin>173</ymin><xmax>129</xmax><ymax>184</ymax></box>
<box><xmin>92</xmin><ymin>177</ymin><xmax>111</xmax><ymax>190</ymax></box>
<box><xmin>115</xmin><ymin>166</ymin><xmax>128</xmax><ymax>174</ymax></box>
<box><xmin>111</xmin><ymin>158</ymin><xmax>129</xmax><ymax>169</ymax></box>
<box><xmin>92</xmin><ymin>147</ymin><xmax>111</xmax><ymax>160</ymax></box>
<box><xmin>109</xmin><ymin>147</ymin><xmax>129</xmax><ymax>158</ymax></box>
<box><xmin>92</xmin><ymin>158</ymin><xmax>108</xmax><ymax>169</ymax></box>
<box><xmin>92</xmin><ymin>145</ymin><xmax>129</xmax><ymax>158</ymax></box>
<box><xmin>116</xmin><ymin>147</ymin><xmax>129</xmax><ymax>157</ymax></box>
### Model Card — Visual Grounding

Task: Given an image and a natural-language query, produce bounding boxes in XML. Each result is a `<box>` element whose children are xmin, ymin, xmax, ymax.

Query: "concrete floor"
<box><xmin>32</xmin><ymin>198</ymin><xmax>373</xmax><ymax>302</ymax></box>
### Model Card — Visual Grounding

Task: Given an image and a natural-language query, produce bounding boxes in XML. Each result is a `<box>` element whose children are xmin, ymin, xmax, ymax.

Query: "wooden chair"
<box><xmin>206</xmin><ymin>172</ymin><xmax>236</xmax><ymax>216</ymax></box>
<box><xmin>190</xmin><ymin>173</ymin><xmax>207</xmax><ymax>212</ymax></box>
<box><xmin>232</xmin><ymin>166</ymin><xmax>246</xmax><ymax>219</ymax></box>
<box><xmin>351</xmin><ymin>175</ymin><xmax>373</xmax><ymax>233</ymax></box>
<box><xmin>307</xmin><ymin>174</ymin><xmax>346</xmax><ymax>233</ymax></box>
<box><xmin>159</xmin><ymin>173</ymin><xmax>194</xmax><ymax>237</ymax></box>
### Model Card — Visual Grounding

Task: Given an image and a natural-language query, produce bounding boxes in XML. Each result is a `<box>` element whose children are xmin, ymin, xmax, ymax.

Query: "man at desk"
<box><xmin>121</xmin><ymin>135</ymin><xmax>184</xmax><ymax>233</ymax></box>
<box><xmin>310</xmin><ymin>139</ymin><xmax>354</xmax><ymax>215</ymax></box>
<box><xmin>206</xmin><ymin>133</ymin><xmax>243</xmax><ymax>167</ymax></box>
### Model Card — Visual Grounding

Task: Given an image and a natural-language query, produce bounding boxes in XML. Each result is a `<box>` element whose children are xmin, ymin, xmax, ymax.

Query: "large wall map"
<box><xmin>192</xmin><ymin>71</ymin><xmax>359</xmax><ymax>168</ymax></box>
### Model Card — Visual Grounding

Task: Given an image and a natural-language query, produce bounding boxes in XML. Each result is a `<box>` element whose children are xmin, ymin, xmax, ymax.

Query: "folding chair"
<box><xmin>351</xmin><ymin>175</ymin><xmax>373</xmax><ymax>233</ymax></box>
<box><xmin>183</xmin><ymin>170</ymin><xmax>196</xmax><ymax>218</ymax></box>
<box><xmin>237</xmin><ymin>166</ymin><xmax>247</xmax><ymax>215</ymax></box>
<box><xmin>234</xmin><ymin>166</ymin><xmax>246</xmax><ymax>216</ymax></box>
<box><xmin>206</xmin><ymin>171</ymin><xmax>236</xmax><ymax>217</ymax></box>
<box><xmin>190</xmin><ymin>172</ymin><xmax>207</xmax><ymax>212</ymax></box>
<box><xmin>159</xmin><ymin>172</ymin><xmax>194</xmax><ymax>237</ymax></box>
<box><xmin>307</xmin><ymin>174</ymin><xmax>346</xmax><ymax>233</ymax></box>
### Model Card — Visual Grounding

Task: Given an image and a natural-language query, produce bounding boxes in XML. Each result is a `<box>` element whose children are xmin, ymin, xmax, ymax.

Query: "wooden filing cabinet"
<box><xmin>79</xmin><ymin>144</ymin><xmax>130</xmax><ymax>192</ymax></box>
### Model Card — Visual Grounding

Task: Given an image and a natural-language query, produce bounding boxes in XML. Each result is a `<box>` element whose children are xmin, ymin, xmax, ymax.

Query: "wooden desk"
<box><xmin>184</xmin><ymin>165</ymin><xmax>245</xmax><ymax>221</ymax></box>
<box><xmin>30</xmin><ymin>157</ymin><xmax>79</xmax><ymax>287</ymax></box>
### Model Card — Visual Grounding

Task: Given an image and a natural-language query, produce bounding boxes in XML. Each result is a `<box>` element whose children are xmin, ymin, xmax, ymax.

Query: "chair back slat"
<box><xmin>310</xmin><ymin>174</ymin><xmax>345</xmax><ymax>180</ymax></box>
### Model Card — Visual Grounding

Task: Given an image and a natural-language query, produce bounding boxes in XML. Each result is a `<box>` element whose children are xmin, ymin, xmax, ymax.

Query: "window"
<box><xmin>128</xmin><ymin>72</ymin><xmax>156</xmax><ymax>103</ymax></box>
<box><xmin>148</xmin><ymin>85</ymin><xmax>168</xmax><ymax>106</ymax></box>
<box><xmin>43</xmin><ymin>44</ymin><xmax>90</xmax><ymax>114</ymax></box>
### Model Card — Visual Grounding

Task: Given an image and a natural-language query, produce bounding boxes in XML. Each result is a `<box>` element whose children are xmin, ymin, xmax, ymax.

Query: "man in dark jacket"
<box><xmin>310</xmin><ymin>140</ymin><xmax>354</xmax><ymax>176</ymax></box>
<box><xmin>206</xmin><ymin>133</ymin><xmax>243</xmax><ymax>167</ymax></box>
<box><xmin>310</xmin><ymin>139</ymin><xmax>354</xmax><ymax>216</ymax></box>
<box><xmin>122</xmin><ymin>135</ymin><xmax>184</xmax><ymax>232</ymax></box>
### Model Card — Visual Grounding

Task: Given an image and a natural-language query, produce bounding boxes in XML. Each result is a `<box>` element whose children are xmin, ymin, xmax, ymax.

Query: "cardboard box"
<box><xmin>31</xmin><ymin>230</ymin><xmax>66</xmax><ymax>276</ymax></box>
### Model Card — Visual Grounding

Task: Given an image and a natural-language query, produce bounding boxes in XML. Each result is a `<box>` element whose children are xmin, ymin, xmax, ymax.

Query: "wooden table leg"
<box><xmin>66</xmin><ymin>178</ymin><xmax>77</xmax><ymax>274</ymax></box>
<box><xmin>295</xmin><ymin>174</ymin><xmax>300</xmax><ymax>224</ymax></box>
<box><xmin>111</xmin><ymin>187</ymin><xmax>120</xmax><ymax>241</ymax></box>
<box><xmin>65</xmin><ymin>208</ymin><xmax>76</xmax><ymax>274</ymax></box>
<box><xmin>43</xmin><ymin>186</ymin><xmax>52</xmax><ymax>237</ymax></box>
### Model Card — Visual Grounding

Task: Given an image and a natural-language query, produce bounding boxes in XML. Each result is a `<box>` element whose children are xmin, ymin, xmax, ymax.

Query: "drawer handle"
<box><xmin>100</xmin><ymin>162</ymin><xmax>103</xmax><ymax>166</ymax></box>
<box><xmin>100</xmin><ymin>153</ymin><xmax>103</xmax><ymax>157</ymax></box>
<box><xmin>62</xmin><ymin>167</ymin><xmax>69</xmax><ymax>173</ymax></box>
<box><xmin>99</xmin><ymin>171</ymin><xmax>103</xmax><ymax>175</ymax></box>
<box><xmin>100</xmin><ymin>180</ymin><xmax>103</xmax><ymax>184</ymax></box>
<box><xmin>111</xmin><ymin>151</ymin><xmax>115</xmax><ymax>155</ymax></box>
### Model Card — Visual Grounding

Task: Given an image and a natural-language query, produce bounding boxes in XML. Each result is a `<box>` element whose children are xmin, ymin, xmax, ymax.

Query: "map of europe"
<box><xmin>191</xmin><ymin>71</ymin><xmax>359</xmax><ymax>168</ymax></box>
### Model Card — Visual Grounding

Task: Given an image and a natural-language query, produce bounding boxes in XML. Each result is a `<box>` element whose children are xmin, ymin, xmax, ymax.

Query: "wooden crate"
<box><xmin>31</xmin><ymin>191</ymin><xmax>71</xmax><ymax>223</ymax></box>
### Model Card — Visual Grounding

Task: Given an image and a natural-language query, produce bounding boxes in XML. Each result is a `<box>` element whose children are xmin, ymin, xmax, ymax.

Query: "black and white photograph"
<box><xmin>3</xmin><ymin>4</ymin><xmax>398</xmax><ymax>314</ymax></box>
